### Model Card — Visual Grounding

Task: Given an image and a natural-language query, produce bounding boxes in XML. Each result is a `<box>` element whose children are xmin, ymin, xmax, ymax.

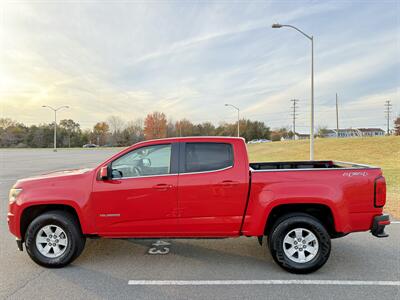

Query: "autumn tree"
<box><xmin>93</xmin><ymin>122</ymin><xmax>110</xmax><ymax>146</ymax></box>
<box><xmin>144</xmin><ymin>112</ymin><xmax>167</xmax><ymax>140</ymax></box>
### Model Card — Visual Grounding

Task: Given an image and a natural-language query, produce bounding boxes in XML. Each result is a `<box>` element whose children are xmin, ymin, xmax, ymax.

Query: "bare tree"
<box><xmin>107</xmin><ymin>116</ymin><xmax>125</xmax><ymax>134</ymax></box>
<box><xmin>0</xmin><ymin>118</ymin><xmax>17</xmax><ymax>129</ymax></box>
<box><xmin>107</xmin><ymin>116</ymin><xmax>125</xmax><ymax>146</ymax></box>
<box><xmin>124</xmin><ymin>119</ymin><xmax>144</xmax><ymax>144</ymax></box>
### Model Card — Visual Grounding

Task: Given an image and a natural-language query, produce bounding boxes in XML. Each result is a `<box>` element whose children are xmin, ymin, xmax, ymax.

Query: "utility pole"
<box><xmin>384</xmin><ymin>100</ymin><xmax>392</xmax><ymax>135</ymax></box>
<box><xmin>291</xmin><ymin>99</ymin><xmax>299</xmax><ymax>140</ymax></box>
<box><xmin>336</xmin><ymin>93</ymin><xmax>339</xmax><ymax>138</ymax></box>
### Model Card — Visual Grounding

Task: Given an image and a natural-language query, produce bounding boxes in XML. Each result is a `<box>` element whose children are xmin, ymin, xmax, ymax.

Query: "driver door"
<box><xmin>92</xmin><ymin>143</ymin><xmax>179</xmax><ymax>237</ymax></box>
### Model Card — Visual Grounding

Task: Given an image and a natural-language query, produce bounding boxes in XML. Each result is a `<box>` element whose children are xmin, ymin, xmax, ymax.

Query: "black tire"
<box><xmin>25</xmin><ymin>210</ymin><xmax>86</xmax><ymax>268</ymax></box>
<box><xmin>268</xmin><ymin>213</ymin><xmax>331</xmax><ymax>274</ymax></box>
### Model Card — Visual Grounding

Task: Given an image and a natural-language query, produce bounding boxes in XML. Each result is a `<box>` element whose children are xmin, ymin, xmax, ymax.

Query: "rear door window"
<box><xmin>183</xmin><ymin>143</ymin><xmax>233</xmax><ymax>173</ymax></box>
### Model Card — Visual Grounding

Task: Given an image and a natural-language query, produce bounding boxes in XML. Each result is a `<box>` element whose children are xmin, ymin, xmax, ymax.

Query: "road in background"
<box><xmin>0</xmin><ymin>149</ymin><xmax>399</xmax><ymax>299</ymax></box>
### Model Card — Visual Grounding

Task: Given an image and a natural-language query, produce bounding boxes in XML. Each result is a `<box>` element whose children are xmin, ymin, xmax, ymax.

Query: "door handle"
<box><xmin>219</xmin><ymin>180</ymin><xmax>239</xmax><ymax>187</ymax></box>
<box><xmin>153</xmin><ymin>183</ymin><xmax>173</xmax><ymax>191</ymax></box>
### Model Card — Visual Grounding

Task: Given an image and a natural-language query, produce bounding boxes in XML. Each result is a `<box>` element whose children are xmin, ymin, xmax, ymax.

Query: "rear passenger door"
<box><xmin>177</xmin><ymin>142</ymin><xmax>249</xmax><ymax>236</ymax></box>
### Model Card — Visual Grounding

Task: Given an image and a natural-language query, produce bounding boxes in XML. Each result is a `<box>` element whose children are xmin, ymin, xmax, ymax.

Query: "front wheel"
<box><xmin>25</xmin><ymin>211</ymin><xmax>86</xmax><ymax>268</ymax></box>
<box><xmin>268</xmin><ymin>213</ymin><xmax>331</xmax><ymax>274</ymax></box>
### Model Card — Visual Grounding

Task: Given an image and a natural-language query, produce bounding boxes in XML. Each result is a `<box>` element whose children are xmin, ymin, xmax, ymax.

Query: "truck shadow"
<box><xmin>76</xmin><ymin>237</ymin><xmax>282</xmax><ymax>274</ymax></box>
<box><xmin>75</xmin><ymin>233</ymin><xmax>395</xmax><ymax>279</ymax></box>
<box><xmin>46</xmin><ymin>238</ymin><xmax>283</xmax><ymax>299</ymax></box>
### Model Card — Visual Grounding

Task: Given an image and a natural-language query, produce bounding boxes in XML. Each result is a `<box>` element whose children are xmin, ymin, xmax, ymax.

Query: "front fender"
<box><xmin>10</xmin><ymin>172</ymin><xmax>95</xmax><ymax>238</ymax></box>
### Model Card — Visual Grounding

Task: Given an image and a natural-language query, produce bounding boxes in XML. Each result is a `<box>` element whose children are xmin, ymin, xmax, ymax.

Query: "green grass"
<box><xmin>247</xmin><ymin>136</ymin><xmax>400</xmax><ymax>219</ymax></box>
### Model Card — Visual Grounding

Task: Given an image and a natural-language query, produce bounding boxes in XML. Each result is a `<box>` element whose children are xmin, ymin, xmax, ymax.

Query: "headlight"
<box><xmin>9</xmin><ymin>188</ymin><xmax>22</xmax><ymax>203</ymax></box>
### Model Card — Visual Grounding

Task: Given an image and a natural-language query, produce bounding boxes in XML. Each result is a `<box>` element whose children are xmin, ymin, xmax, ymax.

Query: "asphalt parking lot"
<box><xmin>0</xmin><ymin>149</ymin><xmax>399</xmax><ymax>299</ymax></box>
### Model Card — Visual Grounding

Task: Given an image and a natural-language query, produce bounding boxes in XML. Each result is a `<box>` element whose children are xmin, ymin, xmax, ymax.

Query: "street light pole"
<box><xmin>225</xmin><ymin>104</ymin><xmax>240</xmax><ymax>137</ymax></box>
<box><xmin>54</xmin><ymin>109</ymin><xmax>57</xmax><ymax>150</ymax></box>
<box><xmin>311</xmin><ymin>35</ymin><xmax>314</xmax><ymax>159</ymax></box>
<box><xmin>272</xmin><ymin>23</ymin><xmax>315</xmax><ymax>160</ymax></box>
<box><xmin>42</xmin><ymin>105</ymin><xmax>69</xmax><ymax>152</ymax></box>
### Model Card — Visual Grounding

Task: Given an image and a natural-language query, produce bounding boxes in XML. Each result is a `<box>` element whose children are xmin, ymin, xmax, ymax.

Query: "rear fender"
<box><xmin>241</xmin><ymin>186</ymin><xmax>345</xmax><ymax>236</ymax></box>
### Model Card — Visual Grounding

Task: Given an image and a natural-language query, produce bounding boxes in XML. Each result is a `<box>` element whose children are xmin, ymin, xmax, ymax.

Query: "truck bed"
<box><xmin>249</xmin><ymin>160</ymin><xmax>376</xmax><ymax>171</ymax></box>
<box><xmin>244</xmin><ymin>159</ymin><xmax>383</xmax><ymax>236</ymax></box>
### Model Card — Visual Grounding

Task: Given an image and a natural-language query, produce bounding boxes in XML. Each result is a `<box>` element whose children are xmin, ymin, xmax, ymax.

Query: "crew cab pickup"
<box><xmin>8</xmin><ymin>137</ymin><xmax>389</xmax><ymax>273</ymax></box>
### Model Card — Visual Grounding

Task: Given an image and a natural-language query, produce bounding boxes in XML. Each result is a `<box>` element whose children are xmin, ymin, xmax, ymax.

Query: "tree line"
<box><xmin>0</xmin><ymin>112</ymin><xmax>274</xmax><ymax>148</ymax></box>
<box><xmin>1</xmin><ymin>113</ymin><xmax>398</xmax><ymax>148</ymax></box>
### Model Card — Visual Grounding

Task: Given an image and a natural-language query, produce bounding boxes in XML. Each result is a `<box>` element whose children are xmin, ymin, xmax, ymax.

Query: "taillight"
<box><xmin>374</xmin><ymin>176</ymin><xmax>386</xmax><ymax>207</ymax></box>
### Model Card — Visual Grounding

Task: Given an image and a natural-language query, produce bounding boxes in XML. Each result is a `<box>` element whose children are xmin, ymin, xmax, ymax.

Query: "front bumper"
<box><xmin>7</xmin><ymin>212</ymin><xmax>19</xmax><ymax>238</ymax></box>
<box><xmin>371</xmin><ymin>214</ymin><xmax>390</xmax><ymax>238</ymax></box>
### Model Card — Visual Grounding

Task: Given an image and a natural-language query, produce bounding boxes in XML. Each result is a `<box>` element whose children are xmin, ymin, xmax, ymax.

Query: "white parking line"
<box><xmin>128</xmin><ymin>280</ymin><xmax>400</xmax><ymax>286</ymax></box>
<box><xmin>391</xmin><ymin>221</ymin><xmax>400</xmax><ymax>224</ymax></box>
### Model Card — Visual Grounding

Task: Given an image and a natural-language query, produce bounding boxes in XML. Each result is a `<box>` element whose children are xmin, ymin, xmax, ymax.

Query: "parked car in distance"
<box><xmin>247</xmin><ymin>139</ymin><xmax>260</xmax><ymax>144</ymax></box>
<box><xmin>258</xmin><ymin>139</ymin><xmax>271</xmax><ymax>143</ymax></box>
<box><xmin>82</xmin><ymin>144</ymin><xmax>98</xmax><ymax>148</ymax></box>
<box><xmin>8</xmin><ymin>137</ymin><xmax>389</xmax><ymax>273</ymax></box>
<box><xmin>247</xmin><ymin>139</ymin><xmax>272</xmax><ymax>144</ymax></box>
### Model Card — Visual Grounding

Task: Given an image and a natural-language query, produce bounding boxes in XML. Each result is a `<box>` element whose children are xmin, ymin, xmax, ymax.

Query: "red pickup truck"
<box><xmin>8</xmin><ymin>137</ymin><xmax>389</xmax><ymax>273</ymax></box>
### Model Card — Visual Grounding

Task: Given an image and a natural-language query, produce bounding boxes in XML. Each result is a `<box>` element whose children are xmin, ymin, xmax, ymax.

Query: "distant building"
<box><xmin>289</xmin><ymin>128</ymin><xmax>385</xmax><ymax>140</ymax></box>
<box><xmin>321</xmin><ymin>128</ymin><xmax>385</xmax><ymax>138</ymax></box>
<box><xmin>336</xmin><ymin>128</ymin><xmax>360</xmax><ymax>138</ymax></box>
<box><xmin>357</xmin><ymin>128</ymin><xmax>385</xmax><ymax>137</ymax></box>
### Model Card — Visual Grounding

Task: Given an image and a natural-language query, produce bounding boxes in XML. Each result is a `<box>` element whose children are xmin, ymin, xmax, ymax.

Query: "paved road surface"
<box><xmin>0</xmin><ymin>149</ymin><xmax>399</xmax><ymax>299</ymax></box>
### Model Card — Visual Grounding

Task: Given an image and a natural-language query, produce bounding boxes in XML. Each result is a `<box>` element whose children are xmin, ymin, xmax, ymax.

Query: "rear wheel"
<box><xmin>25</xmin><ymin>211</ymin><xmax>86</xmax><ymax>268</ymax></box>
<box><xmin>268</xmin><ymin>213</ymin><xmax>331</xmax><ymax>274</ymax></box>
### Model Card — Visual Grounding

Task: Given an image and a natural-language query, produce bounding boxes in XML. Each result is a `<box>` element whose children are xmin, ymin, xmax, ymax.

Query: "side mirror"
<box><xmin>99</xmin><ymin>166</ymin><xmax>109</xmax><ymax>180</ymax></box>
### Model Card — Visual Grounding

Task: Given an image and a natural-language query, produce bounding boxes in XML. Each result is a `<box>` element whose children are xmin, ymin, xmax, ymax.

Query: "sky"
<box><xmin>0</xmin><ymin>0</ymin><xmax>399</xmax><ymax>132</ymax></box>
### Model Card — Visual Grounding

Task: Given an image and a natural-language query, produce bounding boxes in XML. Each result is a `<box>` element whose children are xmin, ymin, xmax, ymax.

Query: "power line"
<box><xmin>384</xmin><ymin>100</ymin><xmax>392</xmax><ymax>135</ymax></box>
<box><xmin>291</xmin><ymin>99</ymin><xmax>299</xmax><ymax>135</ymax></box>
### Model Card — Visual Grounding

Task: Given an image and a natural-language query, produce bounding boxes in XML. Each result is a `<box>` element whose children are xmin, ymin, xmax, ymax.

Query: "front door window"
<box><xmin>111</xmin><ymin>144</ymin><xmax>172</xmax><ymax>178</ymax></box>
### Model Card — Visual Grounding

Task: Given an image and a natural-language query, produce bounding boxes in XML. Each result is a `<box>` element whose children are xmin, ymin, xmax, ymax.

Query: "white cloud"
<box><xmin>0</xmin><ymin>1</ymin><xmax>398</xmax><ymax>131</ymax></box>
